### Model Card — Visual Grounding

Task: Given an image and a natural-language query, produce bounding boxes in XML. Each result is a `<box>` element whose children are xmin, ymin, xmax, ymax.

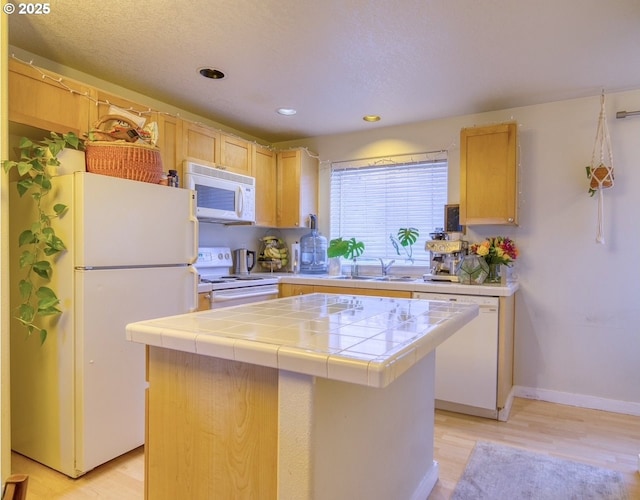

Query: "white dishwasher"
<box><xmin>413</xmin><ymin>292</ymin><xmax>499</xmax><ymax>413</ymax></box>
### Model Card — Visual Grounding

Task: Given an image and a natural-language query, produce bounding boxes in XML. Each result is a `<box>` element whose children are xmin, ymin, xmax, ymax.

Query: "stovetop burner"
<box><xmin>201</xmin><ymin>275</ymin><xmax>268</xmax><ymax>283</ymax></box>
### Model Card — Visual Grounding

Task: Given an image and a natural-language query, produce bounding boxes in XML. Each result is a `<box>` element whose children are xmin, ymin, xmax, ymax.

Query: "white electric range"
<box><xmin>195</xmin><ymin>247</ymin><xmax>279</xmax><ymax>309</ymax></box>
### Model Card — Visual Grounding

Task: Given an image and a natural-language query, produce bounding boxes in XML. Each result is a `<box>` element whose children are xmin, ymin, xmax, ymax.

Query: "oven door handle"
<box><xmin>213</xmin><ymin>289</ymin><xmax>278</xmax><ymax>302</ymax></box>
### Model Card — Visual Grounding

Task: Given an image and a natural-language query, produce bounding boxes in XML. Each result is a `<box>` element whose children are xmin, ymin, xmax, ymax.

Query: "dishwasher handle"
<box><xmin>413</xmin><ymin>292</ymin><xmax>499</xmax><ymax>307</ymax></box>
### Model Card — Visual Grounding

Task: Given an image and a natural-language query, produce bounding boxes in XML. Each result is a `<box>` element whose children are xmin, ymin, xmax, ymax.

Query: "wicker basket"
<box><xmin>85</xmin><ymin>141</ymin><xmax>163</xmax><ymax>184</ymax></box>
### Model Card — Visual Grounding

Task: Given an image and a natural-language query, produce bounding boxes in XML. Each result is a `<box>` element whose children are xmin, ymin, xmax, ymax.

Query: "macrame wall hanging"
<box><xmin>586</xmin><ymin>92</ymin><xmax>615</xmax><ymax>244</ymax></box>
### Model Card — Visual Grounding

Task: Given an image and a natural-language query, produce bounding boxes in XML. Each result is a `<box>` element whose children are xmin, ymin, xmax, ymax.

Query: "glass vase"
<box><xmin>486</xmin><ymin>263</ymin><xmax>501</xmax><ymax>283</ymax></box>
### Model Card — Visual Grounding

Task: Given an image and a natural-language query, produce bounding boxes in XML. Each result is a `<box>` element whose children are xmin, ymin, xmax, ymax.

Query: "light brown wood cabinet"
<box><xmin>8</xmin><ymin>59</ymin><xmax>93</xmax><ymax>136</ymax></box>
<box><xmin>314</xmin><ymin>286</ymin><xmax>411</xmax><ymax>298</ymax></box>
<box><xmin>219</xmin><ymin>132</ymin><xmax>252</xmax><ymax>176</ymax></box>
<box><xmin>460</xmin><ymin>122</ymin><xmax>518</xmax><ymax>225</ymax></box>
<box><xmin>279</xmin><ymin>283</ymin><xmax>411</xmax><ymax>299</ymax></box>
<box><xmin>197</xmin><ymin>292</ymin><xmax>211</xmax><ymax>311</ymax></box>
<box><xmin>276</xmin><ymin>149</ymin><xmax>318</xmax><ymax>228</ymax></box>
<box><xmin>155</xmin><ymin>113</ymin><xmax>182</xmax><ymax>179</ymax></box>
<box><xmin>279</xmin><ymin>283</ymin><xmax>315</xmax><ymax>297</ymax></box>
<box><xmin>253</xmin><ymin>144</ymin><xmax>277</xmax><ymax>227</ymax></box>
<box><xmin>92</xmin><ymin>90</ymin><xmax>155</xmax><ymax>125</ymax></box>
<box><xmin>182</xmin><ymin>121</ymin><xmax>220</xmax><ymax>165</ymax></box>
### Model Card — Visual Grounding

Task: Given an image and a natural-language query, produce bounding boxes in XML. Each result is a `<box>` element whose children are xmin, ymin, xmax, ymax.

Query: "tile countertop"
<box><xmin>126</xmin><ymin>293</ymin><xmax>478</xmax><ymax>388</ymax></box>
<box><xmin>264</xmin><ymin>273</ymin><xmax>519</xmax><ymax>297</ymax></box>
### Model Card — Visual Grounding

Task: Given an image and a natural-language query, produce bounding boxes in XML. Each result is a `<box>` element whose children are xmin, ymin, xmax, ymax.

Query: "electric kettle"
<box><xmin>233</xmin><ymin>248</ymin><xmax>256</xmax><ymax>275</ymax></box>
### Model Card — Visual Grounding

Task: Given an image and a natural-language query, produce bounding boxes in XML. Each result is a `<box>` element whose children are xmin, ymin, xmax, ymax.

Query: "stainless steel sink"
<box><xmin>374</xmin><ymin>276</ymin><xmax>416</xmax><ymax>282</ymax></box>
<box><xmin>329</xmin><ymin>275</ymin><xmax>416</xmax><ymax>282</ymax></box>
<box><xmin>331</xmin><ymin>275</ymin><xmax>378</xmax><ymax>280</ymax></box>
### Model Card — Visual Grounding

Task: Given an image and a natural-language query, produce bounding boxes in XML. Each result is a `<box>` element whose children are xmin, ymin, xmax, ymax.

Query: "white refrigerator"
<box><xmin>9</xmin><ymin>172</ymin><xmax>198</xmax><ymax>477</ymax></box>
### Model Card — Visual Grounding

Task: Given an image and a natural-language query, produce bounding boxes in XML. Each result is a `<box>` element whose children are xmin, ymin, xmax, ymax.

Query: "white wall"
<box><xmin>276</xmin><ymin>90</ymin><xmax>640</xmax><ymax>414</ymax></box>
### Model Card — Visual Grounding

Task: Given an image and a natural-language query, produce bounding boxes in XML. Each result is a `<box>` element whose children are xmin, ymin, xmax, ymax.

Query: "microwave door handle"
<box><xmin>237</xmin><ymin>187</ymin><xmax>243</xmax><ymax>216</ymax></box>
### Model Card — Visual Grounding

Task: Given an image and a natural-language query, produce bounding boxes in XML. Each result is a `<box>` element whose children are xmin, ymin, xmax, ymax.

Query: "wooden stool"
<box><xmin>2</xmin><ymin>474</ymin><xmax>29</xmax><ymax>500</ymax></box>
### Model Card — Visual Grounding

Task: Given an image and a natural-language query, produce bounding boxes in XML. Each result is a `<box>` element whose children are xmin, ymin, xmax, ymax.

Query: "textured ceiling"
<box><xmin>8</xmin><ymin>0</ymin><xmax>640</xmax><ymax>143</ymax></box>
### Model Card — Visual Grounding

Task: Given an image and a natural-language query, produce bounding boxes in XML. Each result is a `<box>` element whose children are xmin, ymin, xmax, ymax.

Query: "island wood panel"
<box><xmin>145</xmin><ymin>346</ymin><xmax>278</xmax><ymax>500</ymax></box>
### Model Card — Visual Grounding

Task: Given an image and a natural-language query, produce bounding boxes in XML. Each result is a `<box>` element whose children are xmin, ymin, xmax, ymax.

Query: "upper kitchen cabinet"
<box><xmin>252</xmin><ymin>144</ymin><xmax>277</xmax><ymax>227</ymax></box>
<box><xmin>219</xmin><ymin>133</ymin><xmax>252</xmax><ymax>176</ymax></box>
<box><xmin>460</xmin><ymin>122</ymin><xmax>518</xmax><ymax>225</ymax></box>
<box><xmin>276</xmin><ymin>149</ymin><xmax>318</xmax><ymax>228</ymax></box>
<box><xmin>182</xmin><ymin>121</ymin><xmax>220</xmax><ymax>165</ymax></box>
<box><xmin>8</xmin><ymin>59</ymin><xmax>92</xmax><ymax>136</ymax></box>
<box><xmin>91</xmin><ymin>90</ymin><xmax>155</xmax><ymax>124</ymax></box>
<box><xmin>155</xmin><ymin>113</ymin><xmax>182</xmax><ymax>180</ymax></box>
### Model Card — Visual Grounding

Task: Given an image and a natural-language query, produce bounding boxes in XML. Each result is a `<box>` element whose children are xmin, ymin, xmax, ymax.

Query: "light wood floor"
<box><xmin>11</xmin><ymin>398</ymin><xmax>640</xmax><ymax>499</ymax></box>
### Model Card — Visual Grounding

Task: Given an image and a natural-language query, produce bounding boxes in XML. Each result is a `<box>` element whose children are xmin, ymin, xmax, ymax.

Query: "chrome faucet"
<box><xmin>379</xmin><ymin>258</ymin><xmax>395</xmax><ymax>276</ymax></box>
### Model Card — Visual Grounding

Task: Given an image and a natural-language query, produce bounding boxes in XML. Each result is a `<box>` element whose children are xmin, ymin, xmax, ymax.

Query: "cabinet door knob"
<box><xmin>508</xmin><ymin>217</ymin><xmax>514</xmax><ymax>223</ymax></box>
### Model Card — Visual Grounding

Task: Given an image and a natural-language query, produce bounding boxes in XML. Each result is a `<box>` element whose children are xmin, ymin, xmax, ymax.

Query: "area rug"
<box><xmin>451</xmin><ymin>441</ymin><xmax>628</xmax><ymax>500</ymax></box>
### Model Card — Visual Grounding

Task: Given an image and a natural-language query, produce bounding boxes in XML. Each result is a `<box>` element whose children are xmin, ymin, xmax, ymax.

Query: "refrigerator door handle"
<box><xmin>189</xmin><ymin>191</ymin><xmax>199</xmax><ymax>264</ymax></box>
<box><xmin>189</xmin><ymin>266</ymin><xmax>199</xmax><ymax>312</ymax></box>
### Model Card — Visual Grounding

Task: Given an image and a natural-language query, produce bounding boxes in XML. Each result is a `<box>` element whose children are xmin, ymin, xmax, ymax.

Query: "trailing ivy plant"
<box><xmin>390</xmin><ymin>227</ymin><xmax>419</xmax><ymax>262</ymax></box>
<box><xmin>2</xmin><ymin>132</ymin><xmax>83</xmax><ymax>343</ymax></box>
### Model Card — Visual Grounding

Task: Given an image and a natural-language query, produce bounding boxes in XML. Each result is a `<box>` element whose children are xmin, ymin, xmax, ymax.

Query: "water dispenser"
<box><xmin>299</xmin><ymin>214</ymin><xmax>328</xmax><ymax>274</ymax></box>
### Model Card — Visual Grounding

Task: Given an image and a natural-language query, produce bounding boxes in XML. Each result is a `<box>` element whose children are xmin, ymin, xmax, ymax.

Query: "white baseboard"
<box><xmin>498</xmin><ymin>387</ymin><xmax>516</xmax><ymax>421</ymax></box>
<box><xmin>411</xmin><ymin>460</ymin><xmax>439</xmax><ymax>500</ymax></box>
<box><xmin>514</xmin><ymin>386</ymin><xmax>640</xmax><ymax>416</ymax></box>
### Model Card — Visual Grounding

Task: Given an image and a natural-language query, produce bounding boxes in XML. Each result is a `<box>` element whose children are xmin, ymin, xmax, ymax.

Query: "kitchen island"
<box><xmin>126</xmin><ymin>293</ymin><xmax>477</xmax><ymax>500</ymax></box>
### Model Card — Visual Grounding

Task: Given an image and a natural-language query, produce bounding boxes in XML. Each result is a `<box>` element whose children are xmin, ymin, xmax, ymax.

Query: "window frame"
<box><xmin>329</xmin><ymin>151</ymin><xmax>448</xmax><ymax>264</ymax></box>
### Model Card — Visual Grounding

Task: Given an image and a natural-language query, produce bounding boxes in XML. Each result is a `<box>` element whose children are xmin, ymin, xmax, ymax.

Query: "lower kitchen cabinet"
<box><xmin>198</xmin><ymin>292</ymin><xmax>211</xmax><ymax>311</ymax></box>
<box><xmin>279</xmin><ymin>283</ymin><xmax>411</xmax><ymax>299</ymax></box>
<box><xmin>314</xmin><ymin>286</ymin><xmax>411</xmax><ymax>298</ymax></box>
<box><xmin>279</xmin><ymin>283</ymin><xmax>315</xmax><ymax>297</ymax></box>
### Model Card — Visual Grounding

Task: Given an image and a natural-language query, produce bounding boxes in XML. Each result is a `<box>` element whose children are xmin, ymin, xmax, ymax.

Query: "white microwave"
<box><xmin>184</xmin><ymin>161</ymin><xmax>256</xmax><ymax>224</ymax></box>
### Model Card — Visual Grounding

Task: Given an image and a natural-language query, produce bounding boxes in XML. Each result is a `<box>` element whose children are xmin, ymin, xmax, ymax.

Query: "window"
<box><xmin>329</xmin><ymin>152</ymin><xmax>448</xmax><ymax>261</ymax></box>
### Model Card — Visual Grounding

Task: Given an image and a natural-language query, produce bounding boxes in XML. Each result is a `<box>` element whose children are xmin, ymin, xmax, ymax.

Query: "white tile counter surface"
<box><xmin>127</xmin><ymin>293</ymin><xmax>478</xmax><ymax>388</ymax></box>
<box><xmin>261</xmin><ymin>273</ymin><xmax>519</xmax><ymax>296</ymax></box>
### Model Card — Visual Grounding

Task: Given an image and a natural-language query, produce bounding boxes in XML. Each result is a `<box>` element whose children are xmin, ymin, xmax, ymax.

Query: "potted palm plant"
<box><xmin>327</xmin><ymin>237</ymin><xmax>365</xmax><ymax>276</ymax></box>
<box><xmin>390</xmin><ymin>227</ymin><xmax>419</xmax><ymax>262</ymax></box>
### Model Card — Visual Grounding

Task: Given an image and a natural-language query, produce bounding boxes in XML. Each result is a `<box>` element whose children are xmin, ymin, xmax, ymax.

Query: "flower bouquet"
<box><xmin>470</xmin><ymin>236</ymin><xmax>519</xmax><ymax>283</ymax></box>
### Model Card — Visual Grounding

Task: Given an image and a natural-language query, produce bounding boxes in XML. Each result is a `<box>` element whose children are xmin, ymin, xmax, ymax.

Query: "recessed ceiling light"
<box><xmin>198</xmin><ymin>67</ymin><xmax>225</xmax><ymax>80</ymax></box>
<box><xmin>363</xmin><ymin>115</ymin><xmax>381</xmax><ymax>122</ymax></box>
<box><xmin>277</xmin><ymin>108</ymin><xmax>297</xmax><ymax>116</ymax></box>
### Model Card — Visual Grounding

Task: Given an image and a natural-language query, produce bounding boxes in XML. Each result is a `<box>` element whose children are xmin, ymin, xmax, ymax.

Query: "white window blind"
<box><xmin>330</xmin><ymin>152</ymin><xmax>448</xmax><ymax>261</ymax></box>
